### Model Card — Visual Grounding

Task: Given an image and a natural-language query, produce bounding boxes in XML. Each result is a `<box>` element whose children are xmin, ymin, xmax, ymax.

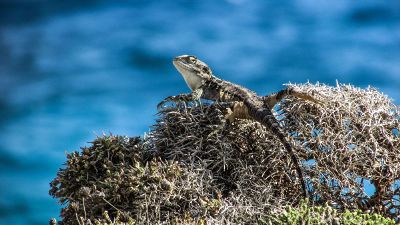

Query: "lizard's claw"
<box><xmin>288</xmin><ymin>88</ymin><xmax>325</xmax><ymax>106</ymax></box>
<box><xmin>157</xmin><ymin>90</ymin><xmax>203</xmax><ymax>110</ymax></box>
<box><xmin>157</xmin><ymin>96</ymin><xmax>177</xmax><ymax>110</ymax></box>
<box><xmin>301</xmin><ymin>94</ymin><xmax>325</xmax><ymax>105</ymax></box>
<box><xmin>311</xmin><ymin>90</ymin><xmax>327</xmax><ymax>105</ymax></box>
<box><xmin>157</xmin><ymin>94</ymin><xmax>193</xmax><ymax>110</ymax></box>
<box><xmin>289</xmin><ymin>87</ymin><xmax>325</xmax><ymax>105</ymax></box>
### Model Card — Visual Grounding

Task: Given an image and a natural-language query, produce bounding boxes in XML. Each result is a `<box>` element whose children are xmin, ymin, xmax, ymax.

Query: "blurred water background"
<box><xmin>0</xmin><ymin>0</ymin><xmax>399</xmax><ymax>224</ymax></box>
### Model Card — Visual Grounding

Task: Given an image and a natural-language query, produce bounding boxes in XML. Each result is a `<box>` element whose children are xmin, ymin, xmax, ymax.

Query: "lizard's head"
<box><xmin>173</xmin><ymin>55</ymin><xmax>212</xmax><ymax>90</ymax></box>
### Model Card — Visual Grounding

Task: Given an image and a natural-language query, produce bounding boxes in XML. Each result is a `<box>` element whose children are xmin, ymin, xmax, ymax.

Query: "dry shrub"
<box><xmin>150</xmin><ymin>103</ymin><xmax>303</xmax><ymax>223</ymax></box>
<box><xmin>50</xmin><ymin>83</ymin><xmax>400</xmax><ymax>224</ymax></box>
<box><xmin>49</xmin><ymin>136</ymin><xmax>219</xmax><ymax>225</ymax></box>
<box><xmin>282</xmin><ymin>82</ymin><xmax>400</xmax><ymax>219</ymax></box>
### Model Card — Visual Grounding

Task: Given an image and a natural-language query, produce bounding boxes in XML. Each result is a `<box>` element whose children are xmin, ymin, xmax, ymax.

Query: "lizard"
<box><xmin>158</xmin><ymin>55</ymin><xmax>322</xmax><ymax>198</ymax></box>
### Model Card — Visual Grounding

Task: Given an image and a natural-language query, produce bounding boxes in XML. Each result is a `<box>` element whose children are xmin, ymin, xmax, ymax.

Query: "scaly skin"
<box><xmin>158</xmin><ymin>55</ymin><xmax>320</xmax><ymax>198</ymax></box>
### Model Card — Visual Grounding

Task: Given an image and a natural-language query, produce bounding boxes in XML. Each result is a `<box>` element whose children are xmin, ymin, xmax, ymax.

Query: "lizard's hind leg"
<box><xmin>264</xmin><ymin>86</ymin><xmax>324</xmax><ymax>109</ymax></box>
<box><xmin>223</xmin><ymin>101</ymin><xmax>252</xmax><ymax>123</ymax></box>
<box><xmin>206</xmin><ymin>101</ymin><xmax>251</xmax><ymax>138</ymax></box>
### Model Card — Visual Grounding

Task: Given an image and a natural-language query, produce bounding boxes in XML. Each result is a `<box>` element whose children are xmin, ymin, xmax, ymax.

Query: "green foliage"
<box><xmin>265</xmin><ymin>200</ymin><xmax>395</xmax><ymax>225</ymax></box>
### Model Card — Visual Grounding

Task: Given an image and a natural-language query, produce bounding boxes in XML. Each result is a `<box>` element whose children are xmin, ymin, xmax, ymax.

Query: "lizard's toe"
<box><xmin>157</xmin><ymin>96</ymin><xmax>174</xmax><ymax>109</ymax></box>
<box><xmin>158</xmin><ymin>95</ymin><xmax>187</xmax><ymax>110</ymax></box>
<box><xmin>157</xmin><ymin>101</ymin><xmax>166</xmax><ymax>110</ymax></box>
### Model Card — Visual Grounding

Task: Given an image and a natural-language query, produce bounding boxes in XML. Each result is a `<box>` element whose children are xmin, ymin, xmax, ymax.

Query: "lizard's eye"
<box><xmin>188</xmin><ymin>56</ymin><xmax>197</xmax><ymax>62</ymax></box>
<box><xmin>202</xmin><ymin>67</ymin><xmax>211</xmax><ymax>74</ymax></box>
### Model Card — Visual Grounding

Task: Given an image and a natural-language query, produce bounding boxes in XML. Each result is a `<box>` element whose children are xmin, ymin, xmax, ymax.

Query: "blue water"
<box><xmin>0</xmin><ymin>1</ymin><xmax>399</xmax><ymax>224</ymax></box>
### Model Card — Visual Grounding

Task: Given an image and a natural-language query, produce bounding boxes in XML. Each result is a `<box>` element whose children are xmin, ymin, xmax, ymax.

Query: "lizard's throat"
<box><xmin>174</xmin><ymin>65</ymin><xmax>203</xmax><ymax>91</ymax></box>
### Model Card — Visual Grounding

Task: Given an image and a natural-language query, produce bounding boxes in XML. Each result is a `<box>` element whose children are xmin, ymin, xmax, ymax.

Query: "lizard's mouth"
<box><xmin>173</xmin><ymin>58</ymin><xmax>193</xmax><ymax>73</ymax></box>
<box><xmin>173</xmin><ymin>55</ymin><xmax>187</xmax><ymax>64</ymax></box>
<box><xmin>173</xmin><ymin>63</ymin><xmax>193</xmax><ymax>80</ymax></box>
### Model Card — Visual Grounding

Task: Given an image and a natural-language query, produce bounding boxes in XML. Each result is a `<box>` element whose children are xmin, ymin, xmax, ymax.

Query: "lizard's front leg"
<box><xmin>264</xmin><ymin>86</ymin><xmax>324</xmax><ymax>108</ymax></box>
<box><xmin>157</xmin><ymin>88</ymin><xmax>203</xmax><ymax>109</ymax></box>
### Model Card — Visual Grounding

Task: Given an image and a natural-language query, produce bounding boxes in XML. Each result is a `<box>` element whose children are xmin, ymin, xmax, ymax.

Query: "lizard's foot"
<box><xmin>223</xmin><ymin>101</ymin><xmax>251</xmax><ymax>123</ymax></box>
<box><xmin>157</xmin><ymin>94</ymin><xmax>190</xmax><ymax>110</ymax></box>
<box><xmin>293</xmin><ymin>89</ymin><xmax>325</xmax><ymax>105</ymax></box>
<box><xmin>157</xmin><ymin>94</ymin><xmax>201</xmax><ymax>110</ymax></box>
<box><xmin>158</xmin><ymin>89</ymin><xmax>203</xmax><ymax>110</ymax></box>
<box><xmin>264</xmin><ymin>87</ymin><xmax>325</xmax><ymax>108</ymax></box>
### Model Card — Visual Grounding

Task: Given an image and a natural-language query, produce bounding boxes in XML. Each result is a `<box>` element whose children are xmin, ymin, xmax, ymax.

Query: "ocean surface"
<box><xmin>0</xmin><ymin>0</ymin><xmax>399</xmax><ymax>224</ymax></box>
